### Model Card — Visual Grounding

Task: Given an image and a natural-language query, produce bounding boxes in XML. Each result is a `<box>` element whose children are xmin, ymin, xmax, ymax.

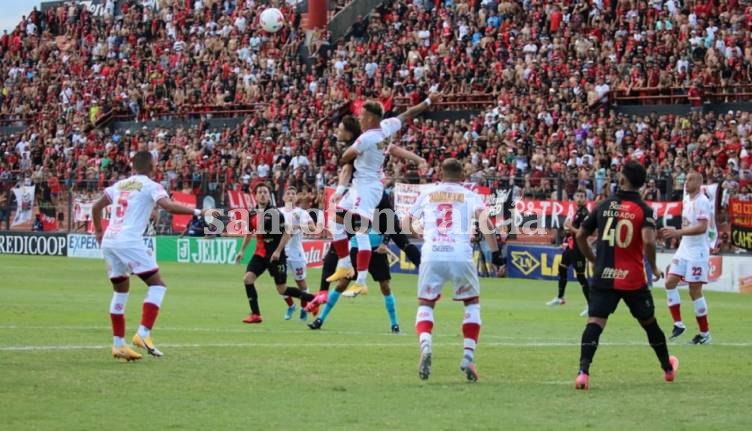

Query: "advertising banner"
<box><xmin>506</xmin><ymin>244</ymin><xmax>594</xmax><ymax>281</ymax></box>
<box><xmin>393</xmin><ymin>183</ymin><xmax>681</xmax><ymax>230</ymax></box>
<box><xmin>156</xmin><ymin>236</ymin><xmax>250</xmax><ymax>265</ymax></box>
<box><xmin>67</xmin><ymin>234</ymin><xmax>156</xmax><ymax>259</ymax></box>
<box><xmin>302</xmin><ymin>240</ymin><xmax>330</xmax><ymax>268</ymax></box>
<box><xmin>155</xmin><ymin>236</ymin><xmax>328</xmax><ymax>267</ymax></box>
<box><xmin>0</xmin><ymin>231</ymin><xmax>67</xmax><ymax>256</ymax></box>
<box><xmin>729</xmin><ymin>199</ymin><xmax>752</xmax><ymax>251</ymax></box>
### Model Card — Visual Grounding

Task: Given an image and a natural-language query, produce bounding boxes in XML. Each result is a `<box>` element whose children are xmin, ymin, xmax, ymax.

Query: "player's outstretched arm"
<box><xmin>387</xmin><ymin>145</ymin><xmax>428</xmax><ymax>171</ymax></box>
<box><xmin>662</xmin><ymin>218</ymin><xmax>707</xmax><ymax>239</ymax></box>
<box><xmin>396</xmin><ymin>92</ymin><xmax>442</xmax><ymax>124</ymax></box>
<box><xmin>91</xmin><ymin>194</ymin><xmax>112</xmax><ymax>245</ymax></box>
<box><xmin>157</xmin><ymin>197</ymin><xmax>204</xmax><ymax>216</ymax></box>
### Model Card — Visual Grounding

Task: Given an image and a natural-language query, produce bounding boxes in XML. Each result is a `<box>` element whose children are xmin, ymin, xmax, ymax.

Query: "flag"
<box><xmin>11</xmin><ymin>185</ymin><xmax>35</xmax><ymax>226</ymax></box>
<box><xmin>171</xmin><ymin>192</ymin><xmax>197</xmax><ymax>232</ymax></box>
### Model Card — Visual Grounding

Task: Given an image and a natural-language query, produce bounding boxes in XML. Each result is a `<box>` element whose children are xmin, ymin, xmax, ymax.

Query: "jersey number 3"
<box><xmin>436</xmin><ymin>203</ymin><xmax>454</xmax><ymax>234</ymax></box>
<box><xmin>601</xmin><ymin>217</ymin><xmax>634</xmax><ymax>248</ymax></box>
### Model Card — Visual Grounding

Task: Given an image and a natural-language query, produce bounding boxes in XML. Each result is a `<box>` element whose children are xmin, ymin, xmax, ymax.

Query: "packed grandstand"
<box><xmin>0</xmin><ymin>0</ymin><xmax>751</xmax><ymax>250</ymax></box>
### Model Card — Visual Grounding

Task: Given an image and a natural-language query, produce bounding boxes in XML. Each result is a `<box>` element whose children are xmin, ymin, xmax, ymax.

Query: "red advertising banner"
<box><xmin>226</xmin><ymin>190</ymin><xmax>254</xmax><ymax>209</ymax></box>
<box><xmin>302</xmin><ymin>240</ymin><xmax>330</xmax><ymax>268</ymax></box>
<box><xmin>729</xmin><ymin>198</ymin><xmax>752</xmax><ymax>250</ymax></box>
<box><xmin>513</xmin><ymin>199</ymin><xmax>682</xmax><ymax>218</ymax></box>
<box><xmin>171</xmin><ymin>192</ymin><xmax>197</xmax><ymax>233</ymax></box>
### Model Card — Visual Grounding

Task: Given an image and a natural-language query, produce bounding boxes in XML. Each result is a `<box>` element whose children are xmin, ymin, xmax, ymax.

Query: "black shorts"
<box><xmin>588</xmin><ymin>286</ymin><xmax>655</xmax><ymax>320</ymax></box>
<box><xmin>561</xmin><ymin>248</ymin><xmax>587</xmax><ymax>273</ymax></box>
<box><xmin>246</xmin><ymin>254</ymin><xmax>287</xmax><ymax>285</ymax></box>
<box><xmin>349</xmin><ymin>248</ymin><xmax>391</xmax><ymax>282</ymax></box>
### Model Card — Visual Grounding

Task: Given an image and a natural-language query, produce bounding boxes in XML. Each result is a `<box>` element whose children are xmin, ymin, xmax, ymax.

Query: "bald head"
<box><xmin>685</xmin><ymin>172</ymin><xmax>704</xmax><ymax>194</ymax></box>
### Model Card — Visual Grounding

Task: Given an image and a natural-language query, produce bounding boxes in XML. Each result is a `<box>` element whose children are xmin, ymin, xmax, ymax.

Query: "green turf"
<box><xmin>1</xmin><ymin>255</ymin><xmax>751</xmax><ymax>430</ymax></box>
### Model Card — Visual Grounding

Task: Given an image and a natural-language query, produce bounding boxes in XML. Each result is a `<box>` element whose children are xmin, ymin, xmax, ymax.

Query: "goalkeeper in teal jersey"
<box><xmin>308</xmin><ymin>228</ymin><xmax>401</xmax><ymax>333</ymax></box>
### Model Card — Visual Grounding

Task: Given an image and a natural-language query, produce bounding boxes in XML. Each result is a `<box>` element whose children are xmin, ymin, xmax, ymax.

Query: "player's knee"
<box><xmin>379</xmin><ymin>281</ymin><xmax>391</xmax><ymax>296</ymax></box>
<box><xmin>638</xmin><ymin>316</ymin><xmax>656</xmax><ymax>327</ymax></box>
<box><xmin>463</xmin><ymin>297</ymin><xmax>479</xmax><ymax>306</ymax></box>
<box><xmin>354</xmin><ymin>214</ymin><xmax>370</xmax><ymax>232</ymax></box>
<box><xmin>110</xmin><ymin>276</ymin><xmax>129</xmax><ymax>292</ymax></box>
<box><xmin>138</xmin><ymin>269</ymin><xmax>164</xmax><ymax>286</ymax></box>
<box><xmin>243</xmin><ymin>272</ymin><xmax>256</xmax><ymax>284</ymax></box>
<box><xmin>558</xmin><ymin>265</ymin><xmax>568</xmax><ymax>278</ymax></box>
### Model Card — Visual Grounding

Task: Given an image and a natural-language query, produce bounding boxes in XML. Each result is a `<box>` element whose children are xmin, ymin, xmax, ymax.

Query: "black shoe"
<box><xmin>689</xmin><ymin>333</ymin><xmax>712</xmax><ymax>345</ymax></box>
<box><xmin>308</xmin><ymin>318</ymin><xmax>323</xmax><ymax>330</ymax></box>
<box><xmin>669</xmin><ymin>324</ymin><xmax>686</xmax><ymax>341</ymax></box>
<box><xmin>391</xmin><ymin>324</ymin><xmax>400</xmax><ymax>334</ymax></box>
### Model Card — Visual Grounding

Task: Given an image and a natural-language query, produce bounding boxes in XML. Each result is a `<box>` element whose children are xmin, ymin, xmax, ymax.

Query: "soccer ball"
<box><xmin>259</xmin><ymin>8</ymin><xmax>285</xmax><ymax>33</ymax></box>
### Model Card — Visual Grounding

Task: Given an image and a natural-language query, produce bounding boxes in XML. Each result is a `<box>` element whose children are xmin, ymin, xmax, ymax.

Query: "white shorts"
<box><xmin>668</xmin><ymin>258</ymin><xmax>709</xmax><ymax>284</ymax></box>
<box><xmin>417</xmin><ymin>260</ymin><xmax>480</xmax><ymax>302</ymax></box>
<box><xmin>102</xmin><ymin>243</ymin><xmax>158</xmax><ymax>279</ymax></box>
<box><xmin>287</xmin><ymin>258</ymin><xmax>307</xmax><ymax>281</ymax></box>
<box><xmin>337</xmin><ymin>181</ymin><xmax>384</xmax><ymax>221</ymax></box>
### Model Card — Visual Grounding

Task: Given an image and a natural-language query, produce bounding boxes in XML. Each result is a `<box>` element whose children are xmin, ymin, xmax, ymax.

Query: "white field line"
<box><xmin>2</xmin><ymin>340</ymin><xmax>752</xmax><ymax>352</ymax></box>
<box><xmin>2</xmin><ymin>325</ymin><xmax>752</xmax><ymax>350</ymax></box>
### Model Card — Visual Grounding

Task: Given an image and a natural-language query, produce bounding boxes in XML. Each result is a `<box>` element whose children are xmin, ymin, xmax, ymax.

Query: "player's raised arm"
<box><xmin>396</xmin><ymin>92</ymin><xmax>442</xmax><ymax>124</ymax></box>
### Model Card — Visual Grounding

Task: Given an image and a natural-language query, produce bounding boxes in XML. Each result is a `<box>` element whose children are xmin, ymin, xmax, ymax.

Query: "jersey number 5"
<box><xmin>115</xmin><ymin>192</ymin><xmax>131</xmax><ymax>218</ymax></box>
<box><xmin>601</xmin><ymin>217</ymin><xmax>634</xmax><ymax>248</ymax></box>
<box><xmin>436</xmin><ymin>203</ymin><xmax>454</xmax><ymax>234</ymax></box>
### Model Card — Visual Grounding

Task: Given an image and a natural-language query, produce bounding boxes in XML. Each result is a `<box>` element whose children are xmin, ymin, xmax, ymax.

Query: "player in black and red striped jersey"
<box><xmin>573</xmin><ymin>161</ymin><xmax>678</xmax><ymax>390</ymax></box>
<box><xmin>235</xmin><ymin>183</ymin><xmax>316</xmax><ymax>324</ymax></box>
<box><xmin>547</xmin><ymin>188</ymin><xmax>590</xmax><ymax>315</ymax></box>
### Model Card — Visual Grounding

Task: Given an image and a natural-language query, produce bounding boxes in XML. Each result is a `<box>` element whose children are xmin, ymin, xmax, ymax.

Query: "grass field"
<box><xmin>1</xmin><ymin>255</ymin><xmax>751</xmax><ymax>430</ymax></box>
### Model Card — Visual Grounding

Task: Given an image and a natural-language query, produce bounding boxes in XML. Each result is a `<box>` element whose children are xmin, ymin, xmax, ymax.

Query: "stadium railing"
<box><xmin>611</xmin><ymin>84</ymin><xmax>752</xmax><ymax>105</ymax></box>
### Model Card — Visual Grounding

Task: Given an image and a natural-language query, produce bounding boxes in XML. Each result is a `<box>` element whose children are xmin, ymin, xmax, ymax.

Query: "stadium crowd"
<box><xmin>1</xmin><ymin>0</ymin><xmax>752</xmax><ymax>231</ymax></box>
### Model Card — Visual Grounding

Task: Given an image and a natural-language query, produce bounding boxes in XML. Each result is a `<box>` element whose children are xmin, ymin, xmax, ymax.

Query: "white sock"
<box><xmin>109</xmin><ymin>292</ymin><xmax>129</xmax><ymax>347</ymax></box>
<box><xmin>666</xmin><ymin>288</ymin><xmax>684</xmax><ymax>327</ymax></box>
<box><xmin>416</xmin><ymin>305</ymin><xmax>434</xmax><ymax>354</ymax></box>
<box><xmin>462</xmin><ymin>303</ymin><xmax>481</xmax><ymax>358</ymax></box>
<box><xmin>693</xmin><ymin>297</ymin><xmax>708</xmax><ymax>317</ymax></box>
<box><xmin>666</xmin><ymin>288</ymin><xmax>681</xmax><ymax>307</ymax></box>
<box><xmin>419</xmin><ymin>332</ymin><xmax>432</xmax><ymax>355</ymax></box>
<box><xmin>356</xmin><ymin>271</ymin><xmax>368</xmax><ymax>285</ymax></box>
<box><xmin>145</xmin><ymin>285</ymin><xmax>167</xmax><ymax>307</ymax></box>
<box><xmin>336</xmin><ymin>255</ymin><xmax>353</xmax><ymax>270</ymax></box>
<box><xmin>138</xmin><ymin>286</ymin><xmax>167</xmax><ymax>338</ymax></box>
